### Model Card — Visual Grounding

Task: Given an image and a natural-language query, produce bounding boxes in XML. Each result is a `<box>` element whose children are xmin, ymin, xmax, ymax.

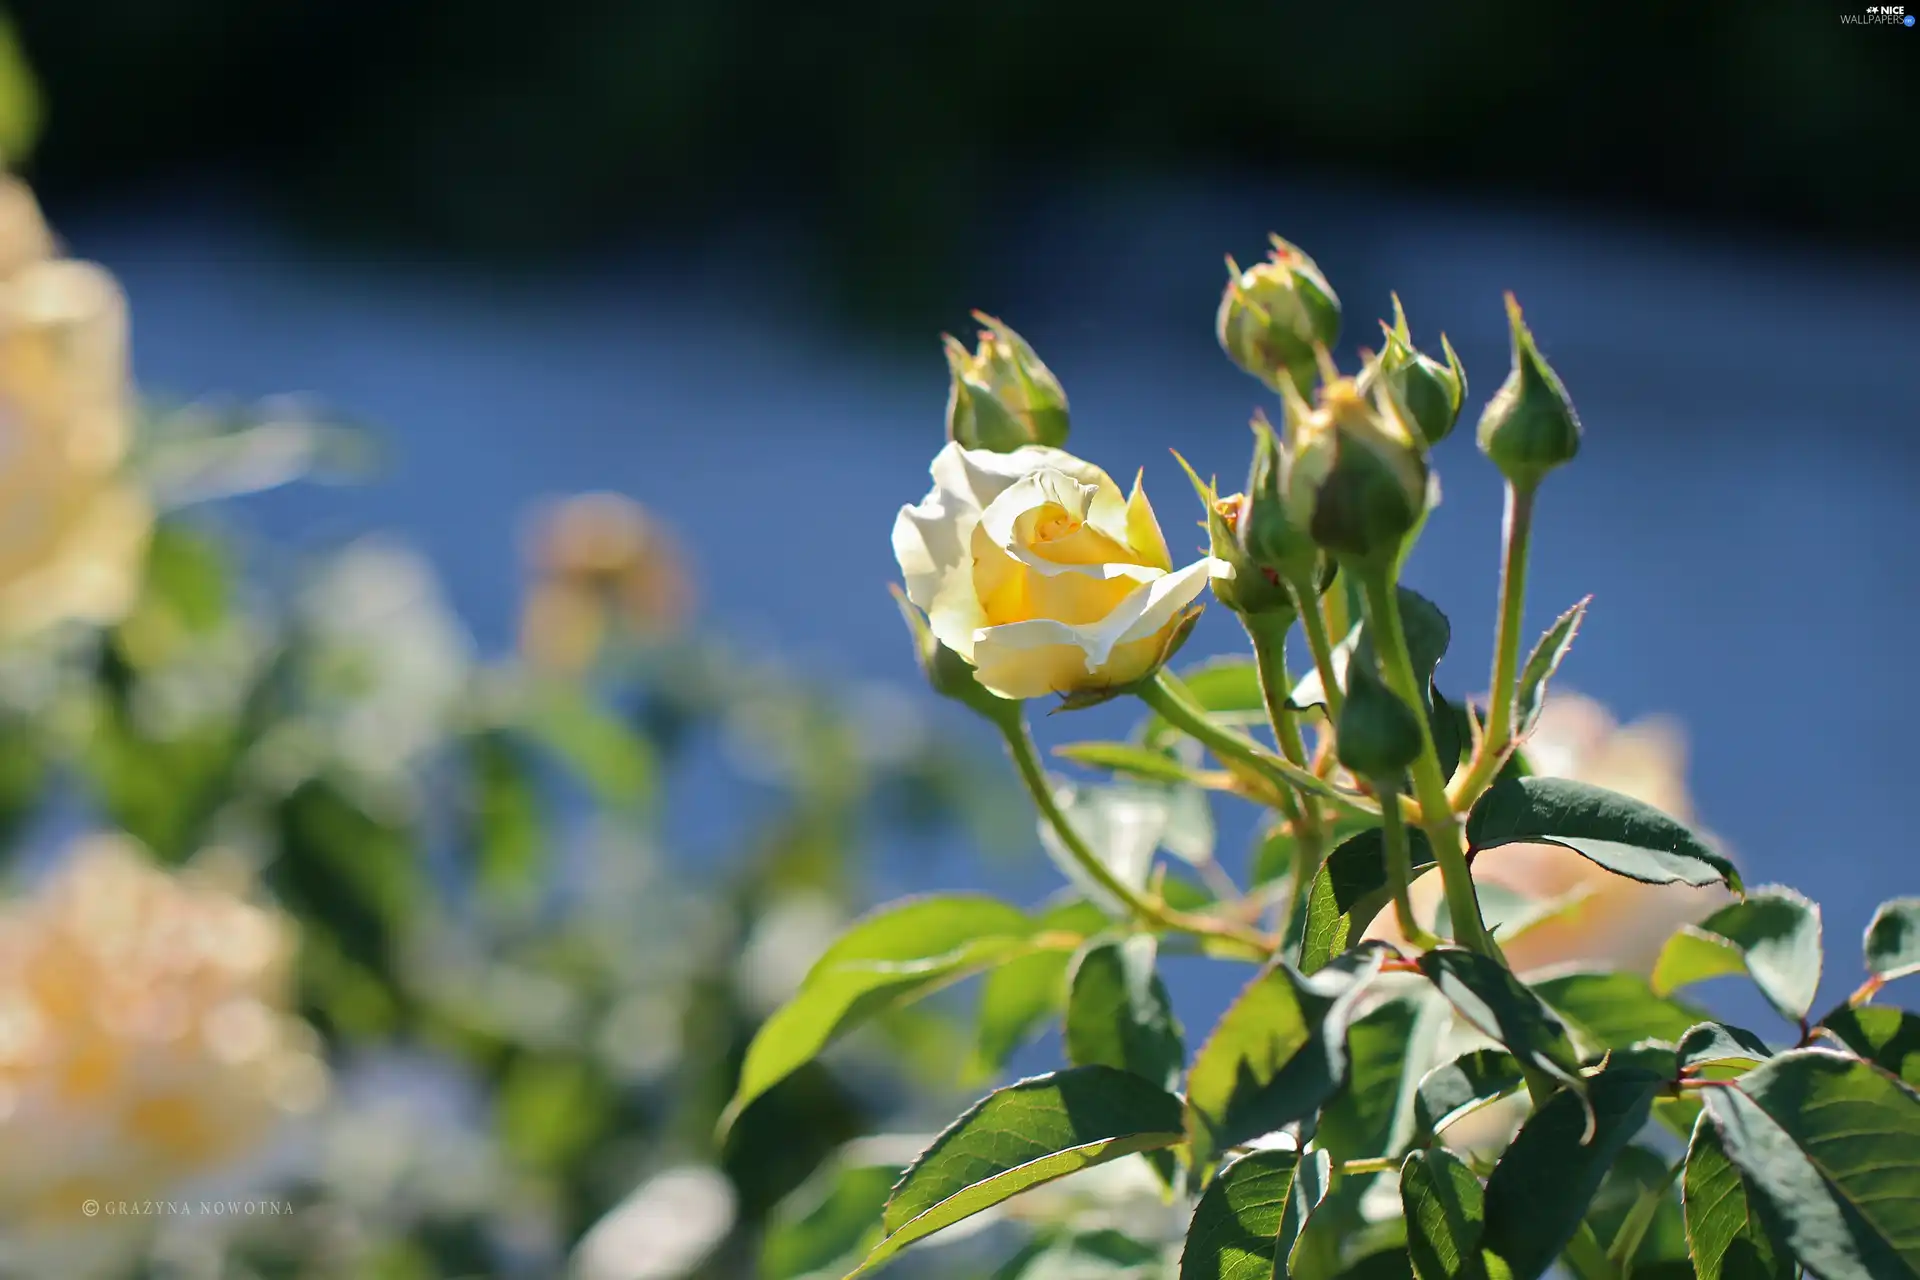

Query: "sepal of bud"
<box><xmin>944</xmin><ymin>313</ymin><xmax>1070</xmax><ymax>452</ymax></box>
<box><xmin>1215</xmin><ymin>235</ymin><xmax>1341</xmax><ymax>395</ymax></box>
<box><xmin>1281</xmin><ymin>362</ymin><xmax>1431</xmax><ymax>565</ymax></box>
<box><xmin>1241</xmin><ymin>411</ymin><xmax>1324</xmax><ymax>589</ymax></box>
<box><xmin>1336</xmin><ymin>654</ymin><xmax>1424</xmax><ymax>779</ymax></box>
<box><xmin>1171</xmin><ymin>452</ymin><xmax>1291</xmax><ymax>617</ymax></box>
<box><xmin>891</xmin><ymin>585</ymin><xmax>1017</xmax><ymax>725</ymax></box>
<box><xmin>1476</xmin><ymin>293</ymin><xmax>1581</xmax><ymax>487</ymax></box>
<box><xmin>1362</xmin><ymin>295</ymin><xmax>1466</xmax><ymax>446</ymax></box>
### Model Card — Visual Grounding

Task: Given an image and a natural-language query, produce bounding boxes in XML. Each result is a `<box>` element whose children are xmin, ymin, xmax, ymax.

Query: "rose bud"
<box><xmin>1215</xmin><ymin>235</ymin><xmax>1341</xmax><ymax>396</ymax></box>
<box><xmin>1336</xmin><ymin>653</ymin><xmax>1425</xmax><ymax>780</ymax></box>
<box><xmin>1476</xmin><ymin>293</ymin><xmax>1581</xmax><ymax>488</ymax></box>
<box><xmin>943</xmin><ymin>313</ymin><xmax>1070</xmax><ymax>453</ymax></box>
<box><xmin>1360</xmin><ymin>294</ymin><xmax>1467</xmax><ymax>447</ymax></box>
<box><xmin>1281</xmin><ymin>362</ymin><xmax>1431</xmax><ymax>565</ymax></box>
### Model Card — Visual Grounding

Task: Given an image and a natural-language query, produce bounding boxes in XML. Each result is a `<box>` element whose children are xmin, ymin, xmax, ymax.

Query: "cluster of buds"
<box><xmin>0</xmin><ymin>171</ymin><xmax>151</xmax><ymax>638</ymax></box>
<box><xmin>519</xmin><ymin>492</ymin><xmax>693</xmax><ymax>675</ymax></box>
<box><xmin>0</xmin><ymin>837</ymin><xmax>326</xmax><ymax>1225</ymax></box>
<box><xmin>943</xmin><ymin>313</ymin><xmax>1070</xmax><ymax>453</ymax></box>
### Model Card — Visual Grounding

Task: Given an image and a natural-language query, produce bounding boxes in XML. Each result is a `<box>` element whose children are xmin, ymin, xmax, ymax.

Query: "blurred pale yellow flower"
<box><xmin>1367</xmin><ymin>691</ymin><xmax>1733</xmax><ymax>975</ymax></box>
<box><xmin>0</xmin><ymin>175</ymin><xmax>150</xmax><ymax>638</ymax></box>
<box><xmin>0</xmin><ymin>837</ymin><xmax>326</xmax><ymax>1227</ymax></box>
<box><xmin>891</xmin><ymin>443</ymin><xmax>1223</xmax><ymax>700</ymax></box>
<box><xmin>519</xmin><ymin>492</ymin><xmax>692</xmax><ymax>674</ymax></box>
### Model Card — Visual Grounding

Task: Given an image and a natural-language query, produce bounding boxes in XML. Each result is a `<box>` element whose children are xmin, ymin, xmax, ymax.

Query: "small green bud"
<box><xmin>1215</xmin><ymin>235</ymin><xmax>1341</xmax><ymax>395</ymax></box>
<box><xmin>1281</xmin><ymin>364</ymin><xmax>1431</xmax><ymax>565</ymax></box>
<box><xmin>1476</xmin><ymin>293</ymin><xmax>1581</xmax><ymax>487</ymax></box>
<box><xmin>1171</xmin><ymin>452</ymin><xmax>1291</xmax><ymax>617</ymax></box>
<box><xmin>890</xmin><ymin>585</ymin><xmax>1016</xmax><ymax>725</ymax></box>
<box><xmin>1360</xmin><ymin>295</ymin><xmax>1466</xmax><ymax>446</ymax></box>
<box><xmin>944</xmin><ymin>312</ymin><xmax>1070</xmax><ymax>452</ymax></box>
<box><xmin>1240</xmin><ymin>411</ymin><xmax>1323</xmax><ymax>589</ymax></box>
<box><xmin>1336</xmin><ymin>655</ymin><xmax>1423</xmax><ymax>779</ymax></box>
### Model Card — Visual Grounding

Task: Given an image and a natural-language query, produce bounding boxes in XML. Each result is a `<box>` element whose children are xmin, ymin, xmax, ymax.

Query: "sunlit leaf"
<box><xmin>1465</xmin><ymin>776</ymin><xmax>1740</xmax><ymax>890</ymax></box>
<box><xmin>1652</xmin><ymin>889</ymin><xmax>1821</xmax><ymax>1023</ymax></box>
<box><xmin>1298</xmin><ymin>826</ymin><xmax>1432</xmax><ymax>974</ymax></box>
<box><xmin>1684</xmin><ymin>1111</ymin><xmax>1793</xmax><ymax>1280</ymax></box>
<box><xmin>726</xmin><ymin>896</ymin><xmax>1047</xmax><ymax>1129</ymax></box>
<box><xmin>850</xmin><ymin>1067</ymin><xmax>1185</xmax><ymax>1276</ymax></box>
<box><xmin>1701</xmin><ymin>1048</ymin><xmax>1920</xmax><ymax>1280</ymax></box>
<box><xmin>1820</xmin><ymin>1005</ymin><xmax>1920</xmax><ymax>1091</ymax></box>
<box><xmin>1867</xmin><ymin>898</ymin><xmax>1920</xmax><ymax>983</ymax></box>
<box><xmin>1185</xmin><ymin>946</ymin><xmax>1387</xmax><ymax>1173</ymax></box>
<box><xmin>1513</xmin><ymin>598</ymin><xmax>1588</xmax><ymax>739</ymax></box>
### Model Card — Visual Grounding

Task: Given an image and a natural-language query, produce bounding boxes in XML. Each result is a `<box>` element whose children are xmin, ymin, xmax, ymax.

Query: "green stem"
<box><xmin>1245</xmin><ymin>612</ymin><xmax>1328</xmax><ymax>906</ymax></box>
<box><xmin>998</xmin><ymin>711</ymin><xmax>1272</xmax><ymax>960</ymax></box>
<box><xmin>1292</xmin><ymin>578</ymin><xmax>1347</xmax><ymax>725</ymax></box>
<box><xmin>1451</xmin><ymin>480</ymin><xmax>1536</xmax><ymax>808</ymax></box>
<box><xmin>1377</xmin><ymin>780</ymin><xmax>1435</xmax><ymax>948</ymax></box>
<box><xmin>1138</xmin><ymin>674</ymin><xmax>1382</xmax><ymax>823</ymax></box>
<box><xmin>1352</xmin><ymin>566</ymin><xmax>1496</xmax><ymax>959</ymax></box>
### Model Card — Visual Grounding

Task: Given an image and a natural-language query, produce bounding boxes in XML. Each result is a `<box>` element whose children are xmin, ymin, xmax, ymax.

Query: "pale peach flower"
<box><xmin>0</xmin><ymin>837</ymin><xmax>325</xmax><ymax>1228</ymax></box>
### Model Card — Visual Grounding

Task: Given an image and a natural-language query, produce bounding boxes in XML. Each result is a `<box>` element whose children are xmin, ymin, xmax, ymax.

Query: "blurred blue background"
<box><xmin>21</xmin><ymin>0</ymin><xmax>1919</xmax><ymax>1015</ymax></box>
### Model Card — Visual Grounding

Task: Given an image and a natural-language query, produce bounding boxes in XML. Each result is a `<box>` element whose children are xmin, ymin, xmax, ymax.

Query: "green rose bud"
<box><xmin>1240</xmin><ymin>410</ymin><xmax>1324</xmax><ymax>590</ymax></box>
<box><xmin>943</xmin><ymin>313</ymin><xmax>1070</xmax><ymax>452</ymax></box>
<box><xmin>1476</xmin><ymin>293</ymin><xmax>1581</xmax><ymax>488</ymax></box>
<box><xmin>1215</xmin><ymin>235</ymin><xmax>1341</xmax><ymax>396</ymax></box>
<box><xmin>1336</xmin><ymin>654</ymin><xmax>1423</xmax><ymax>779</ymax></box>
<box><xmin>1281</xmin><ymin>365</ymin><xmax>1431</xmax><ymax>565</ymax></box>
<box><xmin>1360</xmin><ymin>294</ymin><xmax>1466</xmax><ymax>446</ymax></box>
<box><xmin>1172</xmin><ymin>453</ymin><xmax>1292</xmax><ymax>618</ymax></box>
<box><xmin>889</xmin><ymin>584</ymin><xmax>1016</xmax><ymax>725</ymax></box>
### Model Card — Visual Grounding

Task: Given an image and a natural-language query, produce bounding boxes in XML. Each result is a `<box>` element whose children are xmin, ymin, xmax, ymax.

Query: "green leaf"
<box><xmin>1653</xmin><ymin>889</ymin><xmax>1822</xmax><ymax>1023</ymax></box>
<box><xmin>1299</xmin><ymin>827</ymin><xmax>1434</xmax><ymax>974</ymax></box>
<box><xmin>1590</xmin><ymin>1146</ymin><xmax>1688</xmax><ymax>1280</ymax></box>
<box><xmin>1465</xmin><ymin>776</ymin><xmax>1741</xmax><ymax>890</ymax></box>
<box><xmin>1316</xmin><ymin>996</ymin><xmax>1422</xmax><ymax>1162</ymax></box>
<box><xmin>1684</xmin><ymin>1111</ymin><xmax>1793</xmax><ymax>1280</ymax></box>
<box><xmin>971</xmin><ymin>899</ymin><xmax>1108</xmax><ymax>1080</ymax></box>
<box><xmin>851</xmin><ymin>1067</ymin><xmax>1186</xmax><ymax>1277</ymax></box>
<box><xmin>1820</xmin><ymin>1005</ymin><xmax>1920</xmax><ymax>1091</ymax></box>
<box><xmin>1179</xmin><ymin>1148</ymin><xmax>1323</xmax><ymax>1280</ymax></box>
<box><xmin>999</xmin><ymin>1229</ymin><xmax>1166</xmax><ymax>1279</ymax></box>
<box><xmin>1677</xmin><ymin>1022</ymin><xmax>1773</xmax><ymax>1074</ymax></box>
<box><xmin>726</xmin><ymin>896</ymin><xmax>1044</xmax><ymax>1129</ymax></box>
<box><xmin>1513</xmin><ymin>598</ymin><xmax>1588</xmax><ymax>739</ymax></box>
<box><xmin>1413</xmin><ymin>1049</ymin><xmax>1525</xmax><ymax>1141</ymax></box>
<box><xmin>1481</xmin><ymin>1065</ymin><xmax>1667</xmax><ymax>1280</ymax></box>
<box><xmin>1867</xmin><ymin>898</ymin><xmax>1920</xmax><ymax>982</ymax></box>
<box><xmin>1058</xmin><ymin>741</ymin><xmax>1209</xmax><ymax>787</ymax></box>
<box><xmin>1290</xmin><ymin>588</ymin><xmax>1450</xmax><ymax>714</ymax></box>
<box><xmin>521</xmin><ymin>681</ymin><xmax>657</xmax><ymax>811</ymax></box>
<box><xmin>1066</xmin><ymin>936</ymin><xmax>1185</xmax><ymax>1094</ymax></box>
<box><xmin>1700</xmin><ymin>1047</ymin><xmax>1920</xmax><ymax>1280</ymax></box>
<box><xmin>1531</xmin><ymin>970</ymin><xmax>1709</xmax><ymax>1054</ymax></box>
<box><xmin>1401</xmin><ymin>1148</ymin><xmax>1493</xmax><ymax>1280</ymax></box>
<box><xmin>1418</xmin><ymin>948</ymin><xmax>1585</xmax><ymax>1092</ymax></box>
<box><xmin>1185</xmin><ymin>947</ymin><xmax>1388</xmax><ymax>1172</ymax></box>
<box><xmin>763</xmin><ymin>1160</ymin><xmax>902</xmax><ymax>1280</ymax></box>
<box><xmin>467</xmin><ymin>731</ymin><xmax>545</xmax><ymax>900</ymax></box>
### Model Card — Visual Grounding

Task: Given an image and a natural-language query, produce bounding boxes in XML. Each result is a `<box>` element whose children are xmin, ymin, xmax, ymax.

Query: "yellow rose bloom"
<box><xmin>0</xmin><ymin>219</ymin><xmax>150</xmax><ymax>639</ymax></box>
<box><xmin>0</xmin><ymin>838</ymin><xmax>326</xmax><ymax>1227</ymax></box>
<box><xmin>892</xmin><ymin>443</ymin><xmax>1224</xmax><ymax>700</ymax></box>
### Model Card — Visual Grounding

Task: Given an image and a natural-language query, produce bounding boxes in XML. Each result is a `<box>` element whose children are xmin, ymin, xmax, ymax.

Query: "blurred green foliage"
<box><xmin>0</xmin><ymin>403</ymin><xmax>1025</xmax><ymax>1277</ymax></box>
<box><xmin>5</xmin><ymin>0</ymin><xmax>1914</xmax><ymax>325</ymax></box>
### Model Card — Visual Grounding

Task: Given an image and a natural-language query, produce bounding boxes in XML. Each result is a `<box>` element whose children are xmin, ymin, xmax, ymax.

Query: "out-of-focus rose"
<box><xmin>0</xmin><ymin>183</ymin><xmax>150</xmax><ymax>639</ymax></box>
<box><xmin>518</xmin><ymin>492</ymin><xmax>692</xmax><ymax>674</ymax></box>
<box><xmin>1366</xmin><ymin>691</ymin><xmax>1732</xmax><ymax>975</ymax></box>
<box><xmin>0</xmin><ymin>837</ymin><xmax>326</xmax><ymax>1226</ymax></box>
<box><xmin>892</xmin><ymin>442</ymin><xmax>1223</xmax><ymax>700</ymax></box>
